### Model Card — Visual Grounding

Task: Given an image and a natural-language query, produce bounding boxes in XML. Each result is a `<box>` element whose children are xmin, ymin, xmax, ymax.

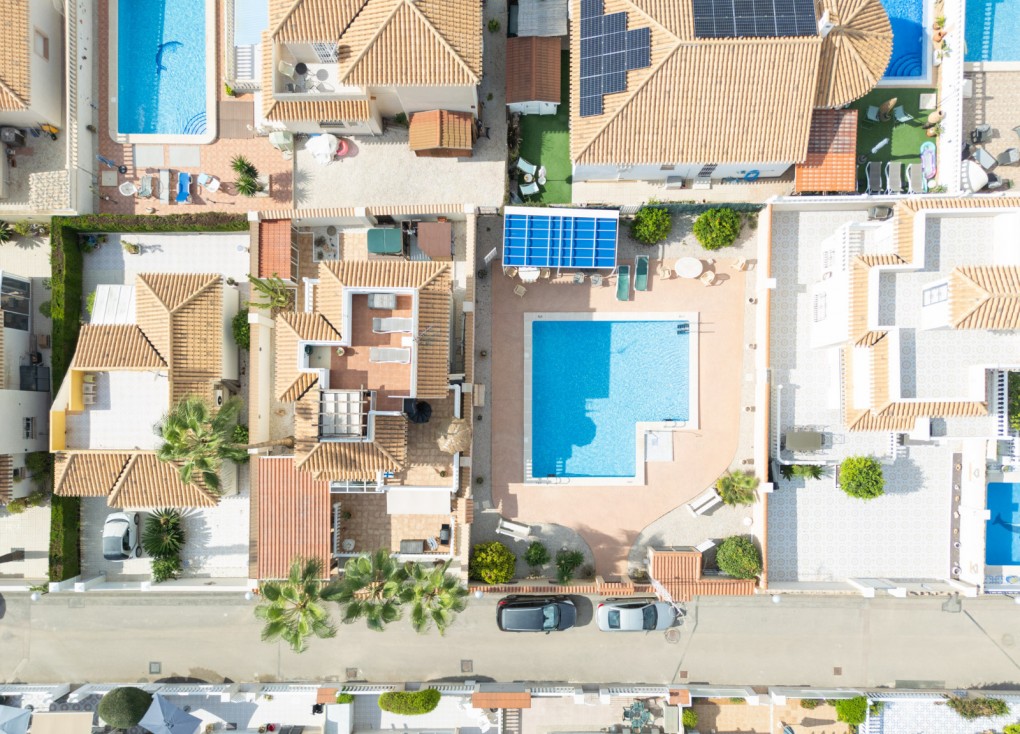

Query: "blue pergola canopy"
<box><xmin>503</xmin><ymin>207</ymin><xmax>619</xmax><ymax>270</ymax></box>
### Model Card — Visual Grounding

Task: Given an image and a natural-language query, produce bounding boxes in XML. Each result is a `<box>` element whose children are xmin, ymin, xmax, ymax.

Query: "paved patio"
<box><xmin>964</xmin><ymin>70</ymin><xmax>1020</xmax><ymax>188</ymax></box>
<box><xmin>871</xmin><ymin>696</ymin><xmax>1020</xmax><ymax>733</ymax></box>
<box><xmin>520</xmin><ymin>696</ymin><xmax>662</xmax><ymax>734</ymax></box>
<box><xmin>690</xmin><ymin>699</ymin><xmax>850</xmax><ymax>734</ymax></box>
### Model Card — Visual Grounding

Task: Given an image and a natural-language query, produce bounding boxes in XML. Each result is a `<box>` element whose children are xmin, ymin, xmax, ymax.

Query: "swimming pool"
<box><xmin>878</xmin><ymin>0</ymin><xmax>927</xmax><ymax>79</ymax></box>
<box><xmin>527</xmin><ymin>315</ymin><xmax>697</xmax><ymax>481</ymax></box>
<box><xmin>110</xmin><ymin>0</ymin><xmax>217</xmax><ymax>143</ymax></box>
<box><xmin>966</xmin><ymin>0</ymin><xmax>1020</xmax><ymax>62</ymax></box>
<box><xmin>986</xmin><ymin>482</ymin><xmax>1020</xmax><ymax>566</ymax></box>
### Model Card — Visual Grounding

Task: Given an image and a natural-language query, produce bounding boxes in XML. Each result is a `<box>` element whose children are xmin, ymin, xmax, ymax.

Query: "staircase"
<box><xmin>502</xmin><ymin>709</ymin><xmax>522</xmax><ymax>734</ymax></box>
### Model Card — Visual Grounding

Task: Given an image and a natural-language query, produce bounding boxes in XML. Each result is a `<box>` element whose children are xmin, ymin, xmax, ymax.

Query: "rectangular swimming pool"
<box><xmin>986</xmin><ymin>482</ymin><xmax>1020</xmax><ymax>566</ymax></box>
<box><xmin>527</xmin><ymin>315</ymin><xmax>696</xmax><ymax>481</ymax></box>
<box><xmin>110</xmin><ymin>0</ymin><xmax>216</xmax><ymax>143</ymax></box>
<box><xmin>878</xmin><ymin>0</ymin><xmax>927</xmax><ymax>79</ymax></box>
<box><xmin>966</xmin><ymin>0</ymin><xmax>1020</xmax><ymax>62</ymax></box>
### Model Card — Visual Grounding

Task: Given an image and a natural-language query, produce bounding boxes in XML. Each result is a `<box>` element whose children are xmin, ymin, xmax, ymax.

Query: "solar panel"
<box><xmin>692</xmin><ymin>0</ymin><xmax>817</xmax><ymax>38</ymax></box>
<box><xmin>578</xmin><ymin>6</ymin><xmax>653</xmax><ymax>117</ymax></box>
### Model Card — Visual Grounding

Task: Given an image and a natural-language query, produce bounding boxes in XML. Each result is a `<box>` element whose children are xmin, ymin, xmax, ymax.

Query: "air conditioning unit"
<box><xmin>692</xmin><ymin>177</ymin><xmax>713</xmax><ymax>190</ymax></box>
<box><xmin>215</xmin><ymin>388</ymin><xmax>224</xmax><ymax>406</ymax></box>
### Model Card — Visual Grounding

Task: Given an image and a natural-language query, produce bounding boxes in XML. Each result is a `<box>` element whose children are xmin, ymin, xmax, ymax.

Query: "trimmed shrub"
<box><xmin>336</xmin><ymin>693</ymin><xmax>355</xmax><ymax>705</ymax></box>
<box><xmin>524</xmin><ymin>541</ymin><xmax>550</xmax><ymax>570</ymax></box>
<box><xmin>681</xmin><ymin>709</ymin><xmax>698</xmax><ymax>729</ymax></box>
<box><xmin>833</xmin><ymin>697</ymin><xmax>868</xmax><ymax>726</ymax></box>
<box><xmin>377</xmin><ymin>690</ymin><xmax>441</xmax><ymax>716</ymax></box>
<box><xmin>142</xmin><ymin>508</ymin><xmax>186</xmax><ymax>559</ymax></box>
<box><xmin>232</xmin><ymin>308</ymin><xmax>250</xmax><ymax>349</ymax></box>
<box><xmin>555</xmin><ymin>549</ymin><xmax>585</xmax><ymax>584</ymax></box>
<box><xmin>469</xmin><ymin>541</ymin><xmax>517</xmax><ymax>584</ymax></box>
<box><xmin>1002</xmin><ymin>723</ymin><xmax>1020</xmax><ymax>734</ymax></box>
<box><xmin>779</xmin><ymin>464</ymin><xmax>828</xmax><ymax>481</ymax></box>
<box><xmin>38</xmin><ymin>300</ymin><xmax>51</xmax><ymax>318</ymax></box>
<box><xmin>629</xmin><ymin>206</ymin><xmax>673</xmax><ymax>245</ymax></box>
<box><xmin>716</xmin><ymin>470</ymin><xmax>759</xmax><ymax>506</ymax></box>
<box><xmin>48</xmin><ymin>496</ymin><xmax>80</xmax><ymax>582</ymax></box>
<box><xmin>839</xmin><ymin>456</ymin><xmax>885</xmax><ymax>500</ymax></box>
<box><xmin>799</xmin><ymin>698</ymin><xmax>820</xmax><ymax>710</ymax></box>
<box><xmin>945</xmin><ymin>696</ymin><xmax>1009</xmax><ymax>720</ymax></box>
<box><xmin>693</xmin><ymin>207</ymin><xmax>743</xmax><ymax>251</ymax></box>
<box><xmin>85</xmin><ymin>291</ymin><xmax>96</xmax><ymax>317</ymax></box>
<box><xmin>715</xmin><ymin>536</ymin><xmax>762</xmax><ymax>579</ymax></box>
<box><xmin>152</xmin><ymin>555</ymin><xmax>183</xmax><ymax>583</ymax></box>
<box><xmin>98</xmin><ymin>687</ymin><xmax>153</xmax><ymax>729</ymax></box>
<box><xmin>1010</xmin><ymin>372</ymin><xmax>1020</xmax><ymax>432</ymax></box>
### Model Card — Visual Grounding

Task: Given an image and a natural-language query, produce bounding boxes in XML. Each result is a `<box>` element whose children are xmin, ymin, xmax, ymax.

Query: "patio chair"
<box><xmin>865</xmin><ymin>161</ymin><xmax>883</xmax><ymax>194</ymax></box>
<box><xmin>699</xmin><ymin>270</ymin><xmax>717</xmax><ymax>286</ymax></box>
<box><xmin>865</xmin><ymin>106</ymin><xmax>880</xmax><ymax>124</ymax></box>
<box><xmin>997</xmin><ymin>147</ymin><xmax>1020</xmax><ymax>166</ymax></box>
<box><xmin>867</xmin><ymin>205</ymin><xmax>893</xmax><ymax>221</ymax></box>
<box><xmin>634</xmin><ymin>255</ymin><xmax>649</xmax><ymax>291</ymax></box>
<box><xmin>572</xmin><ymin>272</ymin><xmax>585</xmax><ymax>284</ymax></box>
<box><xmin>970</xmin><ymin>123</ymin><xmax>992</xmax><ymax>144</ymax></box>
<box><xmin>369</xmin><ymin>346</ymin><xmax>411</xmax><ymax>364</ymax></box>
<box><xmin>137</xmin><ymin>174</ymin><xmax>153</xmax><ymax>198</ymax></box>
<box><xmin>277</xmin><ymin>60</ymin><xmax>296</xmax><ymax>80</ymax></box>
<box><xmin>590</xmin><ymin>273</ymin><xmax>603</xmax><ymax>287</ymax></box>
<box><xmin>197</xmin><ymin>173</ymin><xmax>220</xmax><ymax>192</ymax></box>
<box><xmin>176</xmin><ymin>171</ymin><xmax>192</xmax><ymax>204</ymax></box>
<box><xmin>516</xmin><ymin>157</ymin><xmax>537</xmax><ymax>176</ymax></box>
<box><xmin>906</xmin><ymin>163</ymin><xmax>924</xmax><ymax>193</ymax></box>
<box><xmin>893</xmin><ymin>105</ymin><xmax>913</xmax><ymax>124</ymax></box>
<box><xmin>514</xmin><ymin>284</ymin><xmax>527</xmax><ymax>298</ymax></box>
<box><xmin>372</xmin><ymin>317</ymin><xmax>413</xmax><ymax>333</ymax></box>
<box><xmin>616</xmin><ymin>265</ymin><xmax>631</xmax><ymax>301</ymax></box>
<box><xmin>974</xmin><ymin>147</ymin><xmax>998</xmax><ymax>171</ymax></box>
<box><xmin>885</xmin><ymin>161</ymin><xmax>903</xmax><ymax>194</ymax></box>
<box><xmin>520</xmin><ymin>181</ymin><xmax>540</xmax><ymax>196</ymax></box>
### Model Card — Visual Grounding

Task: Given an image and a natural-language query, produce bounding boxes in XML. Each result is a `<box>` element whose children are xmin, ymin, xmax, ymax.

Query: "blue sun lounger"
<box><xmin>635</xmin><ymin>255</ymin><xmax>649</xmax><ymax>291</ymax></box>
<box><xmin>616</xmin><ymin>265</ymin><xmax>631</xmax><ymax>301</ymax></box>
<box><xmin>176</xmin><ymin>171</ymin><xmax>192</xmax><ymax>204</ymax></box>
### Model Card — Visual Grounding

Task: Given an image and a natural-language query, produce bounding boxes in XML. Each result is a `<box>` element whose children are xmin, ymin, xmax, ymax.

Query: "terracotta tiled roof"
<box><xmin>893</xmin><ymin>198</ymin><xmax>1020</xmax><ymax>264</ymax></box>
<box><xmin>256</xmin><ymin>456</ymin><xmax>331</xmax><ymax>580</ymax></box>
<box><xmin>54</xmin><ymin>452</ymin><xmax>131</xmax><ymax>497</ymax></box>
<box><xmin>71</xmin><ymin>325</ymin><xmax>166</xmax><ymax>370</ymax></box>
<box><xmin>107</xmin><ymin>453</ymin><xmax>219</xmax><ymax>508</ymax></box>
<box><xmin>879</xmin><ymin>400</ymin><xmax>988</xmax><ymax>419</ymax></box>
<box><xmin>0</xmin><ymin>0</ymin><xmax>29</xmax><ymax>111</ymax></box>
<box><xmin>949</xmin><ymin>266</ymin><xmax>1020</xmax><ymax>330</ymax></box>
<box><xmin>813</xmin><ymin>0</ymin><xmax>893</xmax><ymax>108</ymax></box>
<box><xmin>269</xmin><ymin>0</ymin><xmax>363</xmax><ymax>41</ymax></box>
<box><xmin>841</xmin><ymin>344</ymin><xmax>915</xmax><ymax>432</ymax></box>
<box><xmin>0</xmin><ymin>454</ymin><xmax>12</xmax><ymax>503</ymax></box>
<box><xmin>506</xmin><ymin>37</ymin><xmax>562</xmax><ymax>104</ymax></box>
<box><xmin>648</xmin><ymin>548</ymin><xmax>755</xmax><ymax>602</ymax></box>
<box><xmin>274</xmin><ymin>313</ymin><xmax>340</xmax><ymax>401</ymax></box>
<box><xmin>471</xmin><ymin>693</ymin><xmax>532</xmax><ymax>709</ymax></box>
<box><xmin>259</xmin><ymin>219</ymin><xmax>293</xmax><ymax>279</ymax></box>
<box><xmin>417</xmin><ymin>267</ymin><xmax>452</xmax><ymax>397</ymax></box>
<box><xmin>795</xmin><ymin>109</ymin><xmax>858</xmax><ymax>193</ymax></box>
<box><xmin>409</xmin><ymin>110</ymin><xmax>476</xmax><ymax>153</ymax></box>
<box><xmin>847</xmin><ymin>257</ymin><xmax>886</xmax><ymax>348</ymax></box>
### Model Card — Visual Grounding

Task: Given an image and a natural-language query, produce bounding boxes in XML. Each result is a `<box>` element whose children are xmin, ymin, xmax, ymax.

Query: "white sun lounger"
<box><xmin>158</xmin><ymin>169</ymin><xmax>170</xmax><ymax>204</ymax></box>
<box><xmin>372</xmin><ymin>317</ymin><xmax>413</xmax><ymax>333</ymax></box>
<box><xmin>495</xmin><ymin>517</ymin><xmax>532</xmax><ymax>542</ymax></box>
<box><xmin>369</xmin><ymin>346</ymin><xmax>411</xmax><ymax>364</ymax></box>
<box><xmin>686</xmin><ymin>487</ymin><xmax>722</xmax><ymax>517</ymax></box>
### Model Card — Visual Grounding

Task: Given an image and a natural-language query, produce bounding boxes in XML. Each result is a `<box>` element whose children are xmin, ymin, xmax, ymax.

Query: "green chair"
<box><xmin>634</xmin><ymin>256</ymin><xmax>649</xmax><ymax>291</ymax></box>
<box><xmin>616</xmin><ymin>265</ymin><xmax>631</xmax><ymax>301</ymax></box>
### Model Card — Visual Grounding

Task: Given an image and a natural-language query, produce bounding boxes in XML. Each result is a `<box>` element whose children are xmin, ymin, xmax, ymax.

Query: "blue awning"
<box><xmin>503</xmin><ymin>207</ymin><xmax>619</xmax><ymax>270</ymax></box>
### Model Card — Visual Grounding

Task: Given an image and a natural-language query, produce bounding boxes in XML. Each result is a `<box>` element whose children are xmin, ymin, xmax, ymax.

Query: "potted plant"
<box><xmin>926</xmin><ymin>123</ymin><xmax>944</xmax><ymax>138</ymax></box>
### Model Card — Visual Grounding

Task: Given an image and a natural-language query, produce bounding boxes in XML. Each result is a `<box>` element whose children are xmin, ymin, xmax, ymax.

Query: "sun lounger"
<box><xmin>865</xmin><ymin>161</ymin><xmax>882</xmax><ymax>194</ymax></box>
<box><xmin>520</xmin><ymin>181</ymin><xmax>539</xmax><ymax>196</ymax></box>
<box><xmin>616</xmin><ymin>265</ymin><xmax>631</xmax><ymax>301</ymax></box>
<box><xmin>516</xmin><ymin>157</ymin><xmax>537</xmax><ymax>176</ymax></box>
<box><xmin>197</xmin><ymin>173</ymin><xmax>220</xmax><ymax>192</ymax></box>
<box><xmin>998</xmin><ymin>148</ymin><xmax>1020</xmax><ymax>166</ymax></box>
<box><xmin>634</xmin><ymin>255</ymin><xmax>649</xmax><ymax>291</ymax></box>
<box><xmin>369</xmin><ymin>347</ymin><xmax>411</xmax><ymax>364</ymax></box>
<box><xmin>372</xmin><ymin>317</ymin><xmax>413</xmax><ymax>333</ymax></box>
<box><xmin>865</xmin><ymin>106</ymin><xmax>880</xmax><ymax>124</ymax></box>
<box><xmin>885</xmin><ymin>162</ymin><xmax>903</xmax><ymax>194</ymax></box>
<box><xmin>906</xmin><ymin>163</ymin><xmax>925</xmax><ymax>193</ymax></box>
<box><xmin>495</xmin><ymin>517</ymin><xmax>532</xmax><ymax>542</ymax></box>
<box><xmin>138</xmin><ymin>174</ymin><xmax>153</xmax><ymax>198</ymax></box>
<box><xmin>686</xmin><ymin>488</ymin><xmax>722</xmax><ymax>517</ymax></box>
<box><xmin>893</xmin><ymin>105</ymin><xmax>913</xmax><ymax>124</ymax></box>
<box><xmin>176</xmin><ymin>171</ymin><xmax>192</xmax><ymax>204</ymax></box>
<box><xmin>974</xmin><ymin>147</ymin><xmax>998</xmax><ymax>171</ymax></box>
<box><xmin>158</xmin><ymin>169</ymin><xmax>170</xmax><ymax>204</ymax></box>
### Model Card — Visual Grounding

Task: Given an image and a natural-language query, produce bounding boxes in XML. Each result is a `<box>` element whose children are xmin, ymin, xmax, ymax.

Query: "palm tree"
<box><xmin>406</xmin><ymin>560</ymin><xmax>468</xmax><ymax>635</ymax></box>
<box><xmin>156</xmin><ymin>396</ymin><xmax>248</xmax><ymax>491</ymax></box>
<box><xmin>715</xmin><ymin>470</ymin><xmax>760</xmax><ymax>506</ymax></box>
<box><xmin>255</xmin><ymin>558</ymin><xmax>336</xmax><ymax>653</ymax></box>
<box><xmin>322</xmin><ymin>549</ymin><xmax>411</xmax><ymax>631</ymax></box>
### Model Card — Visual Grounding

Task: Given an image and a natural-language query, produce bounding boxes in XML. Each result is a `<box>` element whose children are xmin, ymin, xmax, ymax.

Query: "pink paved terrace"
<box><xmin>490</xmin><ymin>265</ymin><xmax>747</xmax><ymax>578</ymax></box>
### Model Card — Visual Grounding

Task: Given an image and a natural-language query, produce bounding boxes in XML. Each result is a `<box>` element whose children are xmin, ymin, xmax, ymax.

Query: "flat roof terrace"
<box><xmin>64</xmin><ymin>371</ymin><xmax>169</xmax><ymax>450</ymax></box>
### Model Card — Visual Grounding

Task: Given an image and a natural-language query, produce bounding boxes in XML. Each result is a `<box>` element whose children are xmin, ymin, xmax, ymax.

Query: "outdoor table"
<box><xmin>674</xmin><ymin>257</ymin><xmax>704</xmax><ymax>279</ymax></box>
<box><xmin>417</xmin><ymin>221</ymin><xmax>453</xmax><ymax>261</ymax></box>
<box><xmin>785</xmin><ymin>430</ymin><xmax>823</xmax><ymax>451</ymax></box>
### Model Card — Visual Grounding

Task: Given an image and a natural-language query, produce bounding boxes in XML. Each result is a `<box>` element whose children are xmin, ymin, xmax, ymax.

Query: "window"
<box><xmin>23</xmin><ymin>417</ymin><xmax>35</xmax><ymax>440</ymax></box>
<box><xmin>922</xmin><ymin>282</ymin><xmax>949</xmax><ymax>306</ymax></box>
<box><xmin>813</xmin><ymin>292</ymin><xmax>827</xmax><ymax>322</ymax></box>
<box><xmin>659</xmin><ymin>165</ymin><xmax>675</xmax><ymax>171</ymax></box>
<box><xmin>34</xmin><ymin>30</ymin><xmax>48</xmax><ymax>60</ymax></box>
<box><xmin>319</xmin><ymin>120</ymin><xmax>348</xmax><ymax>129</ymax></box>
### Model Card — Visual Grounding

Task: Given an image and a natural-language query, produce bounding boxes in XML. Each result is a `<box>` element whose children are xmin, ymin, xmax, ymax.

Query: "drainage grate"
<box><xmin>149</xmin><ymin>662</ymin><xmax>161</xmax><ymax>675</ymax></box>
<box><xmin>345</xmin><ymin>668</ymin><xmax>359</xmax><ymax>680</ymax></box>
<box><xmin>678</xmin><ymin>670</ymin><xmax>688</xmax><ymax>679</ymax></box>
<box><xmin>833</xmin><ymin>667</ymin><xmax>842</xmax><ymax>676</ymax></box>
<box><xmin>461</xmin><ymin>660</ymin><xmax>474</xmax><ymax>673</ymax></box>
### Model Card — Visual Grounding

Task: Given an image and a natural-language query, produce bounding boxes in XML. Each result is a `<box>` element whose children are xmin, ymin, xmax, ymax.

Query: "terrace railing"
<box><xmin>940</xmin><ymin>0</ymin><xmax>966</xmax><ymax>193</ymax></box>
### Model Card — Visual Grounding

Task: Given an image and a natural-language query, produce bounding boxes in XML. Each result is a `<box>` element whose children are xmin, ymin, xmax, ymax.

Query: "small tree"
<box><xmin>255</xmin><ymin>557</ymin><xmax>338</xmax><ymax>653</ymax></box>
<box><xmin>629</xmin><ymin>206</ymin><xmax>672</xmax><ymax>245</ymax></box>
<box><xmin>405</xmin><ymin>559</ymin><xmax>469</xmax><ymax>636</ymax></box>
<box><xmin>945</xmin><ymin>696</ymin><xmax>1009</xmax><ymax>720</ymax></box>
<box><xmin>324</xmin><ymin>549</ymin><xmax>410</xmax><ymax>631</ymax></box>
<box><xmin>715</xmin><ymin>536</ymin><xmax>762</xmax><ymax>579</ymax></box>
<box><xmin>715</xmin><ymin>470</ymin><xmax>759</xmax><ymax>506</ymax></box>
<box><xmin>833</xmin><ymin>697</ymin><xmax>868</xmax><ymax>726</ymax></box>
<box><xmin>555</xmin><ymin>549</ymin><xmax>585</xmax><ymax>584</ymax></box>
<box><xmin>232</xmin><ymin>308</ymin><xmax>251</xmax><ymax>349</ymax></box>
<box><xmin>469</xmin><ymin>541</ymin><xmax>517</xmax><ymax>584</ymax></box>
<box><xmin>377</xmin><ymin>690</ymin><xmax>442</xmax><ymax>715</ymax></box>
<box><xmin>142</xmin><ymin>508</ymin><xmax>186</xmax><ymax>558</ymax></box>
<box><xmin>248</xmin><ymin>274</ymin><xmax>294</xmax><ymax>312</ymax></box>
<box><xmin>231</xmin><ymin>154</ymin><xmax>258</xmax><ymax>178</ymax></box>
<box><xmin>98</xmin><ymin>687</ymin><xmax>153</xmax><ymax>729</ymax></box>
<box><xmin>524</xmin><ymin>541</ymin><xmax>551</xmax><ymax>573</ymax></box>
<box><xmin>839</xmin><ymin>456</ymin><xmax>885</xmax><ymax>500</ymax></box>
<box><xmin>1003</xmin><ymin>723</ymin><xmax>1020</xmax><ymax>734</ymax></box>
<box><xmin>693</xmin><ymin>207</ymin><xmax>742</xmax><ymax>251</ymax></box>
<box><xmin>681</xmin><ymin>709</ymin><xmax>698</xmax><ymax>729</ymax></box>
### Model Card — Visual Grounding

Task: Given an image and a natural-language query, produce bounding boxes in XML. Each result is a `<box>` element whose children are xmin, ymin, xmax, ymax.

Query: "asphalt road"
<box><xmin>1</xmin><ymin>591</ymin><xmax>1019</xmax><ymax>688</ymax></box>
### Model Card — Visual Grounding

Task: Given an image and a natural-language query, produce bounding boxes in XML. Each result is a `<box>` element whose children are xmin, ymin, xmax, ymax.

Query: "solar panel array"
<box><xmin>579</xmin><ymin>0</ymin><xmax>652</xmax><ymax>117</ymax></box>
<box><xmin>692</xmin><ymin>0</ymin><xmax>818</xmax><ymax>38</ymax></box>
<box><xmin>503</xmin><ymin>212</ymin><xmax>619</xmax><ymax>269</ymax></box>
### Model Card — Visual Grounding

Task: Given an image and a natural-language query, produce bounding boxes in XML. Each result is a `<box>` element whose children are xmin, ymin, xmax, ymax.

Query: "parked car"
<box><xmin>496</xmin><ymin>595</ymin><xmax>576</xmax><ymax>632</ymax></box>
<box><xmin>596</xmin><ymin>598</ymin><xmax>676</xmax><ymax>632</ymax></box>
<box><xmin>102</xmin><ymin>512</ymin><xmax>141</xmax><ymax>561</ymax></box>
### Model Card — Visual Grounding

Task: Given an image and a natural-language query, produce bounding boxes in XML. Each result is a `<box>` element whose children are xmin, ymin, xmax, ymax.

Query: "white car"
<box><xmin>596</xmin><ymin>598</ymin><xmax>676</xmax><ymax>632</ymax></box>
<box><xmin>102</xmin><ymin>512</ymin><xmax>141</xmax><ymax>561</ymax></box>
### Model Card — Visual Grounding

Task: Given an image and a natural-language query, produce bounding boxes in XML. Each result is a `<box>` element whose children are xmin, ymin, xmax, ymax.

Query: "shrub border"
<box><xmin>46</xmin><ymin>213</ymin><xmax>249</xmax><ymax>581</ymax></box>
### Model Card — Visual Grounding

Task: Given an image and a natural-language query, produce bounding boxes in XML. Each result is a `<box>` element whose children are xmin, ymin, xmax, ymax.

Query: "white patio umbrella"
<box><xmin>963</xmin><ymin>159</ymin><xmax>989</xmax><ymax>193</ymax></box>
<box><xmin>0</xmin><ymin>706</ymin><xmax>31</xmax><ymax>734</ymax></box>
<box><xmin>306</xmin><ymin>133</ymin><xmax>340</xmax><ymax>166</ymax></box>
<box><xmin>436</xmin><ymin>417</ymin><xmax>473</xmax><ymax>454</ymax></box>
<box><xmin>138</xmin><ymin>695</ymin><xmax>201</xmax><ymax>734</ymax></box>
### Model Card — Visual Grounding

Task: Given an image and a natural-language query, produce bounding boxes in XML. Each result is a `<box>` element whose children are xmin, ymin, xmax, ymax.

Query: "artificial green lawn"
<box><xmin>517</xmin><ymin>51</ymin><xmax>572</xmax><ymax>204</ymax></box>
<box><xmin>850</xmin><ymin>87</ymin><xmax>937</xmax><ymax>191</ymax></box>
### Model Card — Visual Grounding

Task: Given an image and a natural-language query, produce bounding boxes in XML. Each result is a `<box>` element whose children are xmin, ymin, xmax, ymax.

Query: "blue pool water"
<box><xmin>118</xmin><ymin>0</ymin><xmax>207</xmax><ymax>136</ymax></box>
<box><xmin>986</xmin><ymin>483</ymin><xmax>1020</xmax><ymax>566</ymax></box>
<box><xmin>531</xmin><ymin>320</ymin><xmax>690</xmax><ymax>478</ymax></box>
<box><xmin>966</xmin><ymin>0</ymin><xmax>1020</xmax><ymax>61</ymax></box>
<box><xmin>879</xmin><ymin>0</ymin><xmax>926</xmax><ymax>78</ymax></box>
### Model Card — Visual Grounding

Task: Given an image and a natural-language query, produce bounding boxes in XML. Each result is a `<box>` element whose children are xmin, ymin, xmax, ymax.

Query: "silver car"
<box><xmin>102</xmin><ymin>512</ymin><xmax>141</xmax><ymax>561</ymax></box>
<box><xmin>596</xmin><ymin>598</ymin><xmax>676</xmax><ymax>632</ymax></box>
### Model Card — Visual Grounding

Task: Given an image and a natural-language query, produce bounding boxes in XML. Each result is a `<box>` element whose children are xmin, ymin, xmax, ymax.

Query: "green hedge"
<box><xmin>377</xmin><ymin>690</ymin><xmax>441</xmax><ymax>716</ymax></box>
<box><xmin>46</xmin><ymin>213</ymin><xmax>249</xmax><ymax>581</ymax></box>
<box><xmin>833</xmin><ymin>697</ymin><xmax>868</xmax><ymax>726</ymax></box>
